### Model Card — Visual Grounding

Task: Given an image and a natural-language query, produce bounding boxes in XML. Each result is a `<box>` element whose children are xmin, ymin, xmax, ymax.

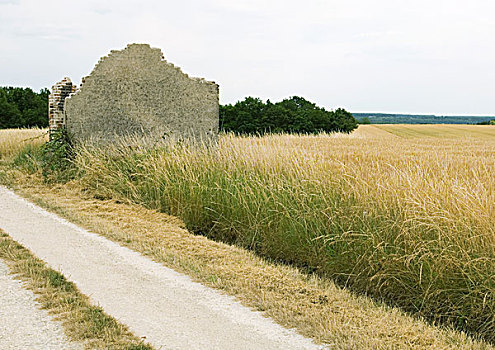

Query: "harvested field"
<box><xmin>374</xmin><ymin>124</ymin><xmax>495</xmax><ymax>139</ymax></box>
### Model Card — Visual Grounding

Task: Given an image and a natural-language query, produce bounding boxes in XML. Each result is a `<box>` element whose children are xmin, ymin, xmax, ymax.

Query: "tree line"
<box><xmin>1</xmin><ymin>86</ymin><xmax>358</xmax><ymax>134</ymax></box>
<box><xmin>477</xmin><ymin>119</ymin><xmax>495</xmax><ymax>125</ymax></box>
<box><xmin>220</xmin><ymin>96</ymin><xmax>357</xmax><ymax>134</ymax></box>
<box><xmin>0</xmin><ymin>86</ymin><xmax>49</xmax><ymax>129</ymax></box>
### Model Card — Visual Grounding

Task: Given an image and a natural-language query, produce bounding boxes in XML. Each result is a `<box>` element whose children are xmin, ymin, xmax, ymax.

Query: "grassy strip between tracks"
<box><xmin>0</xmin><ymin>228</ymin><xmax>153</xmax><ymax>350</ymax></box>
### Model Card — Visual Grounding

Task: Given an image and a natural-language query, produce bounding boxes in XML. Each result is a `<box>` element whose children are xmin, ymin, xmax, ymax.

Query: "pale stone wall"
<box><xmin>48</xmin><ymin>78</ymin><xmax>76</xmax><ymax>135</ymax></box>
<box><xmin>63</xmin><ymin>44</ymin><xmax>219</xmax><ymax>144</ymax></box>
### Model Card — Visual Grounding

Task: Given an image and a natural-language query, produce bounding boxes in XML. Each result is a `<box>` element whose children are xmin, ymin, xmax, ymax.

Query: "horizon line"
<box><xmin>350</xmin><ymin>111</ymin><xmax>495</xmax><ymax>117</ymax></box>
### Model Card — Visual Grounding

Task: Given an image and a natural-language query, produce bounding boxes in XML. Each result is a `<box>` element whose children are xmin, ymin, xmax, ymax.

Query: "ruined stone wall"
<box><xmin>64</xmin><ymin>44</ymin><xmax>219</xmax><ymax>144</ymax></box>
<box><xmin>48</xmin><ymin>77</ymin><xmax>76</xmax><ymax>134</ymax></box>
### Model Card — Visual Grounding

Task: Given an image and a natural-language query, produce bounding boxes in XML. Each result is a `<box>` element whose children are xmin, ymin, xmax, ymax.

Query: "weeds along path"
<box><xmin>0</xmin><ymin>260</ymin><xmax>82</xmax><ymax>349</ymax></box>
<box><xmin>0</xmin><ymin>186</ymin><xmax>322</xmax><ymax>350</ymax></box>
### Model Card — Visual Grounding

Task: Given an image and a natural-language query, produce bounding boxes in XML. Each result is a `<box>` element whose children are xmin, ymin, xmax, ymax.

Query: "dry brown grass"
<box><xmin>4</xmin><ymin>174</ymin><xmax>492</xmax><ymax>350</ymax></box>
<box><xmin>0</xmin><ymin>228</ymin><xmax>152</xmax><ymax>349</ymax></box>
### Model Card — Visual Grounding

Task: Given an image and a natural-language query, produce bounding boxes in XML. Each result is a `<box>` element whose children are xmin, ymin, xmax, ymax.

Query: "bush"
<box><xmin>40</xmin><ymin>129</ymin><xmax>75</xmax><ymax>181</ymax></box>
<box><xmin>9</xmin><ymin>129</ymin><xmax>74</xmax><ymax>182</ymax></box>
<box><xmin>358</xmin><ymin>116</ymin><xmax>371</xmax><ymax>124</ymax></box>
<box><xmin>477</xmin><ymin>119</ymin><xmax>495</xmax><ymax>125</ymax></box>
<box><xmin>12</xmin><ymin>143</ymin><xmax>43</xmax><ymax>173</ymax></box>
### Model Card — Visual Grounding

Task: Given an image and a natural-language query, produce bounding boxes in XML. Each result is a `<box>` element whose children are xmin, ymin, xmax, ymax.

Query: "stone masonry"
<box><xmin>48</xmin><ymin>44</ymin><xmax>219</xmax><ymax>145</ymax></box>
<box><xmin>48</xmin><ymin>77</ymin><xmax>76</xmax><ymax>134</ymax></box>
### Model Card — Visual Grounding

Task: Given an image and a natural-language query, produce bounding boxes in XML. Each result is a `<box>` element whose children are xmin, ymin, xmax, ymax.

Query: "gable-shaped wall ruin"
<box><xmin>49</xmin><ymin>44</ymin><xmax>219</xmax><ymax>144</ymax></box>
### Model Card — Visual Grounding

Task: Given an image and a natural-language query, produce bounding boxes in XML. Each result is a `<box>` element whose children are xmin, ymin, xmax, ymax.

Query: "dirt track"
<box><xmin>0</xmin><ymin>186</ymin><xmax>324</xmax><ymax>350</ymax></box>
<box><xmin>0</xmin><ymin>260</ymin><xmax>82</xmax><ymax>349</ymax></box>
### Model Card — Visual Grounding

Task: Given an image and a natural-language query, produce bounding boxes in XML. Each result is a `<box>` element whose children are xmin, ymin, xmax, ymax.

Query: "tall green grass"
<box><xmin>11</xmin><ymin>129</ymin><xmax>495</xmax><ymax>342</ymax></box>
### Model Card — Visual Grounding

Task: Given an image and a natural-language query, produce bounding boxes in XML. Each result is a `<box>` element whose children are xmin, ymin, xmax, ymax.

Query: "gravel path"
<box><xmin>0</xmin><ymin>260</ymin><xmax>82</xmax><ymax>350</ymax></box>
<box><xmin>0</xmin><ymin>186</ymin><xmax>324</xmax><ymax>350</ymax></box>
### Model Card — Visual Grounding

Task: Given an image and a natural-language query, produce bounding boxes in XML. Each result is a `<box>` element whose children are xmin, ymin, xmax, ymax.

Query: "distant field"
<box><xmin>353</xmin><ymin>113</ymin><xmax>494</xmax><ymax>125</ymax></box>
<box><xmin>371</xmin><ymin>124</ymin><xmax>495</xmax><ymax>139</ymax></box>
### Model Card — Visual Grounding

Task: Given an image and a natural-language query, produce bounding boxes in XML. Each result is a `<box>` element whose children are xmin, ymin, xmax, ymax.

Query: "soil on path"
<box><xmin>0</xmin><ymin>260</ymin><xmax>82</xmax><ymax>350</ymax></box>
<box><xmin>0</xmin><ymin>186</ymin><xmax>324</xmax><ymax>350</ymax></box>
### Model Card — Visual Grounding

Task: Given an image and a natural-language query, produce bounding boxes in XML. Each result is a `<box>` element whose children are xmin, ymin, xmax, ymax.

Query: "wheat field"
<box><xmin>3</xmin><ymin>124</ymin><xmax>495</xmax><ymax>342</ymax></box>
<box><xmin>0</xmin><ymin>128</ymin><xmax>47</xmax><ymax>160</ymax></box>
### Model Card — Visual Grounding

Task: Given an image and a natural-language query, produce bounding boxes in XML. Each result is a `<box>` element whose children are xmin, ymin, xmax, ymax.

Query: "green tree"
<box><xmin>220</xmin><ymin>97</ymin><xmax>267</xmax><ymax>134</ymax></box>
<box><xmin>359</xmin><ymin>116</ymin><xmax>371</xmax><ymax>124</ymax></box>
<box><xmin>331</xmin><ymin>108</ymin><xmax>359</xmax><ymax>133</ymax></box>
<box><xmin>0</xmin><ymin>86</ymin><xmax>50</xmax><ymax>129</ymax></box>
<box><xmin>0</xmin><ymin>89</ymin><xmax>22</xmax><ymax>128</ymax></box>
<box><xmin>220</xmin><ymin>96</ymin><xmax>358</xmax><ymax>135</ymax></box>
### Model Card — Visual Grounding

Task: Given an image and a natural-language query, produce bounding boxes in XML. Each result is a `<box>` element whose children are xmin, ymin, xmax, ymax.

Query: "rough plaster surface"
<box><xmin>0</xmin><ymin>186</ymin><xmax>326</xmax><ymax>350</ymax></box>
<box><xmin>0</xmin><ymin>260</ymin><xmax>82</xmax><ymax>350</ymax></box>
<box><xmin>64</xmin><ymin>43</ymin><xmax>219</xmax><ymax>144</ymax></box>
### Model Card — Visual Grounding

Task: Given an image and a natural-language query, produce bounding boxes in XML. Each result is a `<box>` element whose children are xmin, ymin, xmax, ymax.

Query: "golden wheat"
<box><xmin>0</xmin><ymin>128</ymin><xmax>47</xmax><ymax>160</ymax></box>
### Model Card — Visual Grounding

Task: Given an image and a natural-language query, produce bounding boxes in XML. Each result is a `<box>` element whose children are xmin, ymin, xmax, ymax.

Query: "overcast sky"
<box><xmin>1</xmin><ymin>0</ymin><xmax>494</xmax><ymax>115</ymax></box>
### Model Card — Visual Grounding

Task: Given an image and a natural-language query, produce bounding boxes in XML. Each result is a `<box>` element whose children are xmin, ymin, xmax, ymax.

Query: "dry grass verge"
<box><xmin>0</xmin><ymin>228</ymin><xmax>153</xmax><ymax>350</ymax></box>
<box><xmin>3</xmin><ymin>173</ymin><xmax>492</xmax><ymax>350</ymax></box>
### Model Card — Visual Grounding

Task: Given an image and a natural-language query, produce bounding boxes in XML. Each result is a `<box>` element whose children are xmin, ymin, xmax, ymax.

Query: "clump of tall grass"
<box><xmin>1</xmin><ymin>128</ymin><xmax>75</xmax><ymax>182</ymax></box>
<box><xmin>11</xmin><ymin>128</ymin><xmax>495</xmax><ymax>341</ymax></box>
